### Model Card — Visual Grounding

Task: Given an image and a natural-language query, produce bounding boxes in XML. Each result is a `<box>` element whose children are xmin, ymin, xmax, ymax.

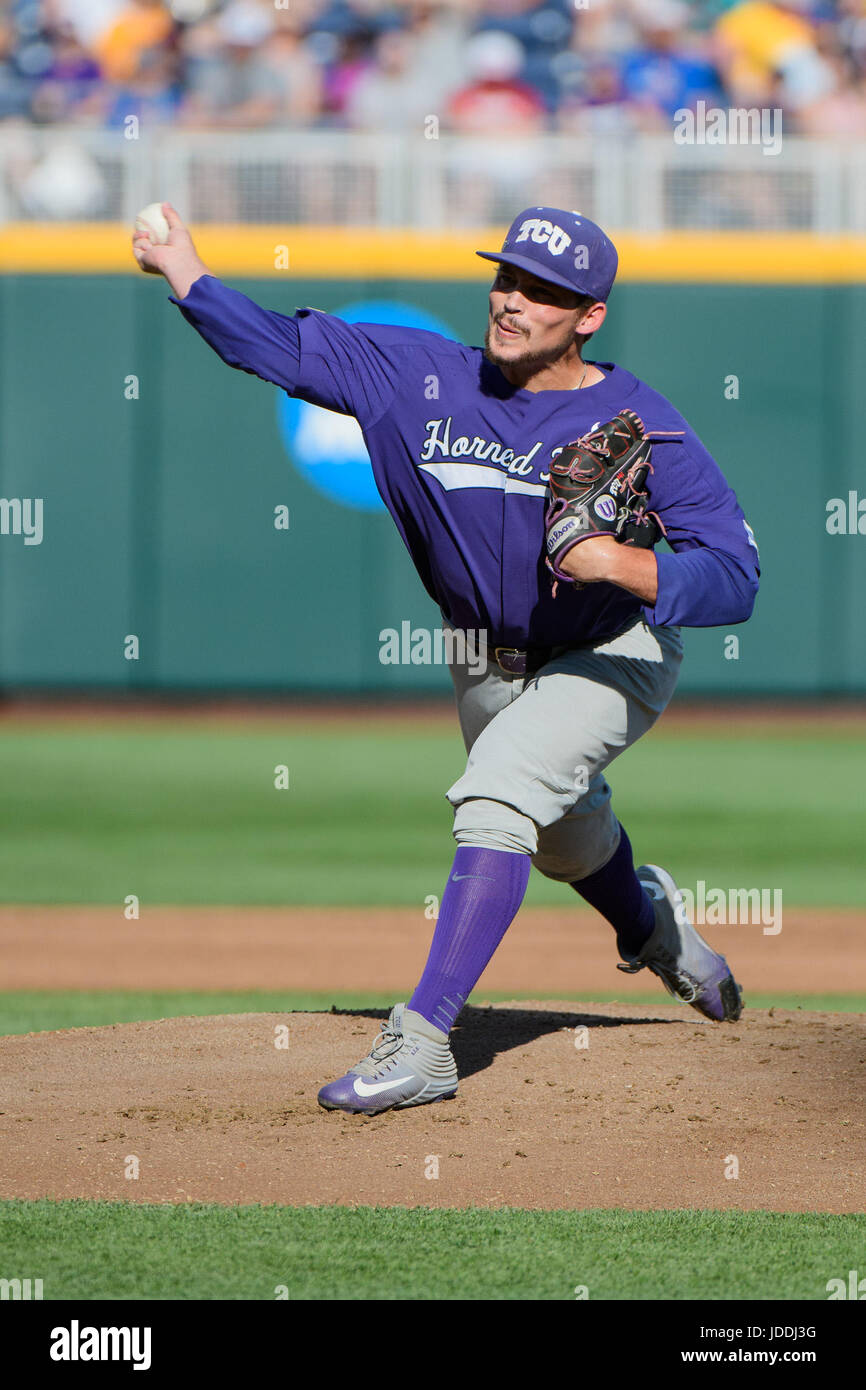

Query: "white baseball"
<box><xmin>134</xmin><ymin>202</ymin><xmax>170</xmax><ymax>245</ymax></box>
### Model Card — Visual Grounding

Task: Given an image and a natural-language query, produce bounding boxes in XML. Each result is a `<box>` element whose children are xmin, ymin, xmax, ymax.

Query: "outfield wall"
<box><xmin>1</xmin><ymin>232</ymin><xmax>864</xmax><ymax>695</ymax></box>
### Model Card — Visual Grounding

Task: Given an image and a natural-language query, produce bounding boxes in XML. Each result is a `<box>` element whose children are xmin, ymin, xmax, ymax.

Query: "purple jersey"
<box><xmin>174</xmin><ymin>276</ymin><xmax>760</xmax><ymax>647</ymax></box>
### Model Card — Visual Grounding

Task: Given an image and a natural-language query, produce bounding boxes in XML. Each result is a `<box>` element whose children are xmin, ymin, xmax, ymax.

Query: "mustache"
<box><xmin>494</xmin><ymin>316</ymin><xmax>527</xmax><ymax>336</ymax></box>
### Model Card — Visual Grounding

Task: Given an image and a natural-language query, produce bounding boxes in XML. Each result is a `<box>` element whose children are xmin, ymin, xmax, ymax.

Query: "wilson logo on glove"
<box><xmin>544</xmin><ymin>409</ymin><xmax>681</xmax><ymax>592</ymax></box>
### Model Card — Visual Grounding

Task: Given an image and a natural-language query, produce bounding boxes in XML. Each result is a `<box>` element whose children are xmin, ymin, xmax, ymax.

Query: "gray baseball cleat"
<box><xmin>318</xmin><ymin>1003</ymin><xmax>458</xmax><ymax>1115</ymax></box>
<box><xmin>618</xmin><ymin>864</ymin><xmax>743</xmax><ymax>1022</ymax></box>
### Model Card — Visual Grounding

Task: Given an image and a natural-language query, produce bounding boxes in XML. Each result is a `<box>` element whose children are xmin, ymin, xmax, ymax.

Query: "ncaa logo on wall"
<box><xmin>276</xmin><ymin>301</ymin><xmax>457</xmax><ymax>513</ymax></box>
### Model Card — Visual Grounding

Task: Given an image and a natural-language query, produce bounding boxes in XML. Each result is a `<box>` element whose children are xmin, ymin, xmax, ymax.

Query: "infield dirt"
<box><xmin>1</xmin><ymin>1003</ymin><xmax>863</xmax><ymax>1212</ymax></box>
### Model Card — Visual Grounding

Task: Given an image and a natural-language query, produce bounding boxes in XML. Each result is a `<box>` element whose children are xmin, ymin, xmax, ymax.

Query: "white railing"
<box><xmin>1</xmin><ymin>126</ymin><xmax>865</xmax><ymax>232</ymax></box>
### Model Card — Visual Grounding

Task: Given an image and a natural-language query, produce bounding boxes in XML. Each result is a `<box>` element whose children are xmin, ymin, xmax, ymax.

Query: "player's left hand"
<box><xmin>557</xmin><ymin>534</ymin><xmax>623</xmax><ymax>583</ymax></box>
<box><xmin>560</xmin><ymin>536</ymin><xmax>659</xmax><ymax>604</ymax></box>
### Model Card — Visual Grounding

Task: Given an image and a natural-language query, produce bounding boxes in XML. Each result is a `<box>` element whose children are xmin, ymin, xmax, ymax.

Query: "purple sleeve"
<box><xmin>289</xmin><ymin>308</ymin><xmax>401</xmax><ymax>428</ymax></box>
<box><xmin>171</xmin><ymin>276</ymin><xmax>399</xmax><ymax>429</ymax></box>
<box><xmin>641</xmin><ymin>432</ymin><xmax>761</xmax><ymax>628</ymax></box>
<box><xmin>171</xmin><ymin>276</ymin><xmax>301</xmax><ymax>392</ymax></box>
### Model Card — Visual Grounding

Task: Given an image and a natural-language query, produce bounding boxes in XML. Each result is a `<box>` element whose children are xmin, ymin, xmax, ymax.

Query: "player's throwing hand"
<box><xmin>131</xmin><ymin>203</ymin><xmax>210</xmax><ymax>301</ymax></box>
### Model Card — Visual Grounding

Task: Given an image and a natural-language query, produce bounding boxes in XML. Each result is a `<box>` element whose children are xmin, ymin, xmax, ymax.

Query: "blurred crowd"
<box><xmin>2</xmin><ymin>0</ymin><xmax>866</xmax><ymax>137</ymax></box>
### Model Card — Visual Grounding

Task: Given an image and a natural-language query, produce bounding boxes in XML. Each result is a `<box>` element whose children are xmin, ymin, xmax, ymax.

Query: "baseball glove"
<box><xmin>544</xmin><ymin>409</ymin><xmax>665</xmax><ymax>588</ymax></box>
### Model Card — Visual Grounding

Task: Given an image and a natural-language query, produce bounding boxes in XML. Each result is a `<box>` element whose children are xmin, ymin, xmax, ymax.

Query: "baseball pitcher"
<box><xmin>133</xmin><ymin>204</ymin><xmax>760</xmax><ymax>1116</ymax></box>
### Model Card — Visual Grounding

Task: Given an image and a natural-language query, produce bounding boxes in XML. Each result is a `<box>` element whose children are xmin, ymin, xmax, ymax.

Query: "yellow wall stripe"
<box><xmin>3</xmin><ymin>223</ymin><xmax>866</xmax><ymax>281</ymax></box>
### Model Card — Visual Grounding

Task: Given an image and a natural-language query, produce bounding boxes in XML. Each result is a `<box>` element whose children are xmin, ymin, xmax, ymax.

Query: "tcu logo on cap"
<box><xmin>514</xmin><ymin>218</ymin><xmax>572</xmax><ymax>257</ymax></box>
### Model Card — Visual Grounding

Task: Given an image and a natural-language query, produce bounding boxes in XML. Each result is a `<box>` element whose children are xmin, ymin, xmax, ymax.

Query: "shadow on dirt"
<box><xmin>320</xmin><ymin>1003</ymin><xmax>691</xmax><ymax>1081</ymax></box>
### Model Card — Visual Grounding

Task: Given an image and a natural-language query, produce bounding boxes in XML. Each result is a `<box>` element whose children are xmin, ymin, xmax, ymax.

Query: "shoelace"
<box><xmin>350</xmin><ymin>1020</ymin><xmax>404</xmax><ymax>1078</ymax></box>
<box><xmin>369</xmin><ymin>1024</ymin><xmax>402</xmax><ymax>1062</ymax></box>
<box><xmin>618</xmin><ymin>957</ymin><xmax>699</xmax><ymax>1004</ymax></box>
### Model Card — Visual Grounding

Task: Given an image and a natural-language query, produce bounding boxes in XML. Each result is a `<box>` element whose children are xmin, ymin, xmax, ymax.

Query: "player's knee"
<box><xmin>532</xmin><ymin>806</ymin><xmax>620</xmax><ymax>882</ymax></box>
<box><xmin>452</xmin><ymin>797</ymin><xmax>538</xmax><ymax>857</ymax></box>
<box><xmin>533</xmin><ymin>846</ymin><xmax>611</xmax><ymax>882</ymax></box>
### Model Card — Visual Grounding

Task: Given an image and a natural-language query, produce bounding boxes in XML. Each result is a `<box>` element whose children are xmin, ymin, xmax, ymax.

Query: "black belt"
<box><xmin>492</xmin><ymin>645</ymin><xmax>557</xmax><ymax>677</ymax></box>
<box><xmin>483</xmin><ymin>616</ymin><xmax>644</xmax><ymax>677</ymax></box>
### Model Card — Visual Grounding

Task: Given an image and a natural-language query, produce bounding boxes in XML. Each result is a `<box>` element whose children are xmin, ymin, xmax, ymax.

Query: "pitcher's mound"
<box><xmin>1</xmin><ymin>1003</ymin><xmax>863</xmax><ymax>1211</ymax></box>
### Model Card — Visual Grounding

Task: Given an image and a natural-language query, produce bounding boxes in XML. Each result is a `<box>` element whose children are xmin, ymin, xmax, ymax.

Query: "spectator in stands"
<box><xmin>835</xmin><ymin>0</ymin><xmax>866</xmax><ymax>78</ymax></box>
<box><xmin>714</xmin><ymin>0</ymin><xmax>837</xmax><ymax>109</ymax></box>
<box><xmin>556</xmin><ymin>54</ymin><xmax>642</xmax><ymax>136</ymax></box>
<box><xmin>102</xmin><ymin>32</ymin><xmax>181</xmax><ymax>126</ymax></box>
<box><xmin>30</xmin><ymin>21</ymin><xmax>103</xmax><ymax>121</ymax></box>
<box><xmin>796</xmin><ymin>3</ymin><xmax>866</xmax><ymax>133</ymax></box>
<box><xmin>319</xmin><ymin>27</ymin><xmax>375</xmax><ymax>120</ymax></box>
<box><xmin>94</xmin><ymin>0</ymin><xmax>174</xmax><ymax>84</ymax></box>
<box><xmin>620</xmin><ymin>0</ymin><xmax>724</xmax><ymax>127</ymax></box>
<box><xmin>343</xmin><ymin>27</ymin><xmax>420</xmax><ymax>129</ymax></box>
<box><xmin>447</xmin><ymin>28</ymin><xmax>546</xmax><ymax>132</ymax></box>
<box><xmin>0</xmin><ymin>12</ymin><xmax>35</xmax><ymax>119</ymax></box>
<box><xmin>180</xmin><ymin>1</ymin><xmax>287</xmax><ymax>128</ymax></box>
<box><xmin>344</xmin><ymin>17</ymin><xmax>462</xmax><ymax>131</ymax></box>
<box><xmin>48</xmin><ymin>0</ymin><xmax>129</xmax><ymax>52</ymax></box>
<box><xmin>474</xmin><ymin>0</ymin><xmax>576</xmax><ymax>111</ymax></box>
<box><xmin>573</xmin><ymin>0</ymin><xmax>643</xmax><ymax>58</ymax></box>
<box><xmin>797</xmin><ymin>52</ymin><xmax>866</xmax><ymax>132</ymax></box>
<box><xmin>404</xmin><ymin>0</ymin><xmax>472</xmax><ymax>87</ymax></box>
<box><xmin>259</xmin><ymin>14</ymin><xmax>323</xmax><ymax>125</ymax></box>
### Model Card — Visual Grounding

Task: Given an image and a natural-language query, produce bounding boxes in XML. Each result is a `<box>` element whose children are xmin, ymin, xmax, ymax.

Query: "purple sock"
<box><xmin>571</xmin><ymin>824</ymin><xmax>656</xmax><ymax>959</ymax></box>
<box><xmin>409</xmin><ymin>845</ymin><xmax>531</xmax><ymax>1034</ymax></box>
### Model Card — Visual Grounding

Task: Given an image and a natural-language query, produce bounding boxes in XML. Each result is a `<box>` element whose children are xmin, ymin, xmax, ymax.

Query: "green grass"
<box><xmin>0</xmin><ymin>720</ymin><xmax>864</xmax><ymax>905</ymax></box>
<box><xmin>0</xmin><ymin>1200</ymin><xmax>862</xmax><ymax>1300</ymax></box>
<box><xmin>0</xmin><ymin>990</ymin><xmax>863</xmax><ymax>1038</ymax></box>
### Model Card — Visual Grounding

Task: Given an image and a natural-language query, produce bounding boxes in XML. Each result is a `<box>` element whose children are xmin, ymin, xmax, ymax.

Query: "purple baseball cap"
<box><xmin>476</xmin><ymin>206</ymin><xmax>618</xmax><ymax>302</ymax></box>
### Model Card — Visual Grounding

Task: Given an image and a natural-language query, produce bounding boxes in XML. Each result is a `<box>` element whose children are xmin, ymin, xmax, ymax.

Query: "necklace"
<box><xmin>571</xmin><ymin>362</ymin><xmax>588</xmax><ymax>391</ymax></box>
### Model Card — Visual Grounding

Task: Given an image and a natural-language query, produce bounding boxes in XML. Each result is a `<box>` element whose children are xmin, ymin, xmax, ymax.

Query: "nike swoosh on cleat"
<box><xmin>353</xmin><ymin>1074</ymin><xmax>416</xmax><ymax>1097</ymax></box>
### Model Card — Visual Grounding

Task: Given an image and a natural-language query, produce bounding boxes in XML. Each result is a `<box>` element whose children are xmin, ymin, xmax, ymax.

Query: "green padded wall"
<box><xmin>0</xmin><ymin>273</ymin><xmax>861</xmax><ymax>695</ymax></box>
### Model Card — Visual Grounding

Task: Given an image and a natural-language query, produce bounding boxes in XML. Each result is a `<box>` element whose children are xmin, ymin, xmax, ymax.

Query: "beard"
<box><xmin>483</xmin><ymin>320</ymin><xmax>574</xmax><ymax>372</ymax></box>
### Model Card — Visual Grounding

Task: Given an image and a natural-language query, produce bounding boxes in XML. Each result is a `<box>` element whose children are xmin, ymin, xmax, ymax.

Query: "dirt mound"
<box><xmin>1</xmin><ymin>1003</ymin><xmax>863</xmax><ymax>1211</ymax></box>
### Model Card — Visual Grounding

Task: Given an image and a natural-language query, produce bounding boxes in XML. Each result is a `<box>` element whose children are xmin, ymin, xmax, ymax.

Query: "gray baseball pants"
<box><xmin>445</xmin><ymin>617</ymin><xmax>684</xmax><ymax>881</ymax></box>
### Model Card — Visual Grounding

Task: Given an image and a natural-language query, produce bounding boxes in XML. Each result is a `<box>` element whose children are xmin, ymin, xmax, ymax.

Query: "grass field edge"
<box><xmin>0</xmin><ymin>989</ymin><xmax>863</xmax><ymax>1038</ymax></box>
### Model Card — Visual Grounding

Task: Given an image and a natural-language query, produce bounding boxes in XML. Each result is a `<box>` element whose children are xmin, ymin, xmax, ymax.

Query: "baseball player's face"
<box><xmin>485</xmin><ymin>265</ymin><xmax>601</xmax><ymax>377</ymax></box>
